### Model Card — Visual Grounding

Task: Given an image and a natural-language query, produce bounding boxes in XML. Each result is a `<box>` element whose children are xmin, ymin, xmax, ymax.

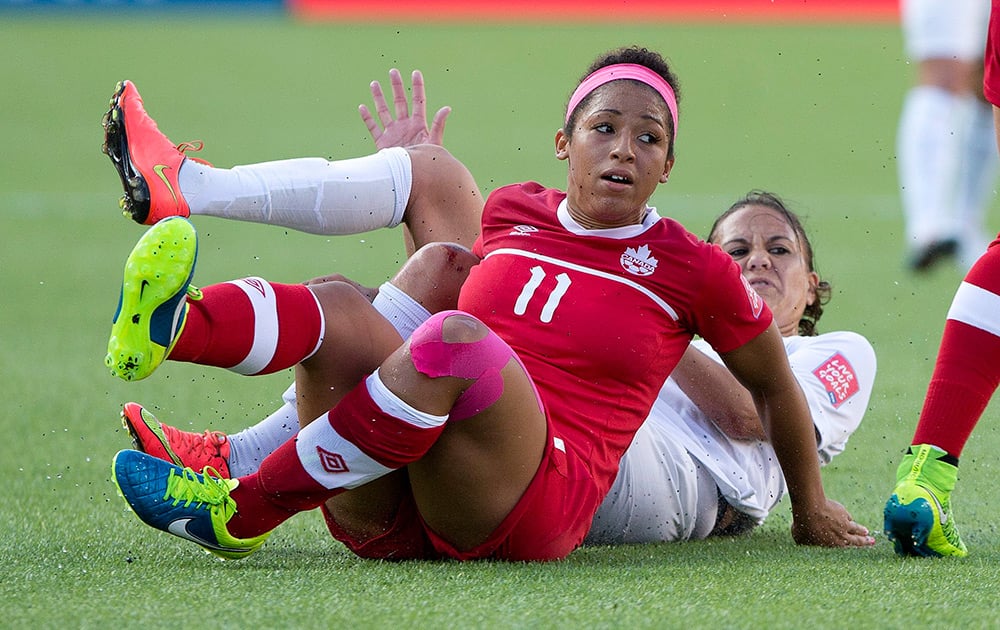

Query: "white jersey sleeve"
<box><xmin>782</xmin><ymin>331</ymin><xmax>877</xmax><ymax>465</ymax></box>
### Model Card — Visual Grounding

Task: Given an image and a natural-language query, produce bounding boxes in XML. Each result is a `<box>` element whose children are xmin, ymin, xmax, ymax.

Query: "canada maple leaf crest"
<box><xmin>620</xmin><ymin>245</ymin><xmax>658</xmax><ymax>276</ymax></box>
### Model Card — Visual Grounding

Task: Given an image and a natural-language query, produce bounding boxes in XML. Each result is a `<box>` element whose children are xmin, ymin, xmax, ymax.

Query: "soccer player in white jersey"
<box><xmin>896</xmin><ymin>0</ymin><xmax>995</xmax><ymax>271</ymax></box>
<box><xmin>587</xmin><ymin>192</ymin><xmax>876</xmax><ymax>544</ymax></box>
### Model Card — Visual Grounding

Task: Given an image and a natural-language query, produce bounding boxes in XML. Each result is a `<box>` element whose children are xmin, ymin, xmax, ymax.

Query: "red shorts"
<box><xmin>321</xmin><ymin>433</ymin><xmax>602</xmax><ymax>561</ymax></box>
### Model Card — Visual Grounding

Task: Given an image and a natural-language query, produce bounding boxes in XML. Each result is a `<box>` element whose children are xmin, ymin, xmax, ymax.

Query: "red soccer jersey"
<box><xmin>458</xmin><ymin>182</ymin><xmax>772</xmax><ymax>494</ymax></box>
<box><xmin>985</xmin><ymin>0</ymin><xmax>1000</xmax><ymax>106</ymax></box>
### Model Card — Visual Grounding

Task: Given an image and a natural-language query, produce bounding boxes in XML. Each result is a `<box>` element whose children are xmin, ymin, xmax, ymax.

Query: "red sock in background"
<box><xmin>169</xmin><ymin>277</ymin><xmax>323</xmax><ymax>374</ymax></box>
<box><xmin>912</xmin><ymin>240</ymin><xmax>1000</xmax><ymax>458</ymax></box>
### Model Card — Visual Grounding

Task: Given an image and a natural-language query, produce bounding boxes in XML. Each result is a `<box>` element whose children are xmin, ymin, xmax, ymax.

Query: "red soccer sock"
<box><xmin>169</xmin><ymin>278</ymin><xmax>323</xmax><ymax>374</ymax></box>
<box><xmin>225</xmin><ymin>375</ymin><xmax>448</xmax><ymax>539</ymax></box>
<box><xmin>226</xmin><ymin>438</ymin><xmax>337</xmax><ymax>539</ymax></box>
<box><xmin>912</xmin><ymin>241</ymin><xmax>1000</xmax><ymax>457</ymax></box>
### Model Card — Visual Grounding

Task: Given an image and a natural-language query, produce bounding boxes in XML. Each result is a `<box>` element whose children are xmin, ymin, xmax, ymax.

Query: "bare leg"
<box><xmin>377</xmin><ymin>313</ymin><xmax>547</xmax><ymax>551</ymax></box>
<box><xmin>298</xmin><ymin>243</ymin><xmax>479</xmax><ymax>541</ymax></box>
<box><xmin>402</xmin><ymin>144</ymin><xmax>483</xmax><ymax>252</ymax></box>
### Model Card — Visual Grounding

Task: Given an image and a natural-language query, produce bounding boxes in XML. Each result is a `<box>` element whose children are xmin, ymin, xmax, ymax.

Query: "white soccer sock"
<box><xmin>371</xmin><ymin>281</ymin><xmax>433</xmax><ymax>340</ymax></box>
<box><xmin>177</xmin><ymin>147</ymin><xmax>412</xmax><ymax>235</ymax></box>
<box><xmin>224</xmin><ymin>282</ymin><xmax>431</xmax><ymax>476</ymax></box>
<box><xmin>897</xmin><ymin>86</ymin><xmax>965</xmax><ymax>247</ymax></box>
<box><xmin>955</xmin><ymin>99</ymin><xmax>999</xmax><ymax>268</ymax></box>
<box><xmin>227</xmin><ymin>383</ymin><xmax>299</xmax><ymax>478</ymax></box>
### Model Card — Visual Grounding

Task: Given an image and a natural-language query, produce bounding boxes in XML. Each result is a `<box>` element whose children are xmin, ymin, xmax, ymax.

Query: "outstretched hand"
<box><xmin>791</xmin><ymin>498</ymin><xmax>876</xmax><ymax>548</ymax></box>
<box><xmin>360</xmin><ymin>69</ymin><xmax>451</xmax><ymax>150</ymax></box>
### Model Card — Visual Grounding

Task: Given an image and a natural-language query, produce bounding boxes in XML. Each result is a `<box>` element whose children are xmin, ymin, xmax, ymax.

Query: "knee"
<box><xmin>406</xmin><ymin>144</ymin><xmax>460</xmax><ymax>173</ymax></box>
<box><xmin>395</xmin><ymin>244</ymin><xmax>478</xmax><ymax>312</ymax></box>
<box><xmin>310</xmin><ymin>280</ymin><xmax>384</xmax><ymax>338</ymax></box>
<box><xmin>409</xmin><ymin>242</ymin><xmax>479</xmax><ymax>276</ymax></box>
<box><xmin>409</xmin><ymin>311</ymin><xmax>510</xmax><ymax>379</ymax></box>
<box><xmin>406</xmin><ymin>144</ymin><xmax>479</xmax><ymax>201</ymax></box>
<box><xmin>408</xmin><ymin>311</ymin><xmax>515</xmax><ymax>420</ymax></box>
<box><xmin>406</xmin><ymin>144</ymin><xmax>466</xmax><ymax>192</ymax></box>
<box><xmin>311</xmin><ymin>279</ymin><xmax>370</xmax><ymax>310</ymax></box>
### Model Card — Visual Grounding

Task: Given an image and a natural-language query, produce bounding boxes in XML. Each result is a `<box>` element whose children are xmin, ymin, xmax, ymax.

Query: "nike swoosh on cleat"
<box><xmin>926</xmin><ymin>491</ymin><xmax>949</xmax><ymax>524</ymax></box>
<box><xmin>153</xmin><ymin>164</ymin><xmax>179</xmax><ymax>204</ymax></box>
<box><xmin>167</xmin><ymin>517</ymin><xmax>243</xmax><ymax>553</ymax></box>
<box><xmin>139</xmin><ymin>279</ymin><xmax>150</xmax><ymax>300</ymax></box>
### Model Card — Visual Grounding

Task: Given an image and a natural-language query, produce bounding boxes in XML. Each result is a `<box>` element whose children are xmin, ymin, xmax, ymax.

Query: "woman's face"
<box><xmin>555</xmin><ymin>80</ymin><xmax>674</xmax><ymax>229</ymax></box>
<box><xmin>711</xmin><ymin>205</ymin><xmax>819</xmax><ymax>337</ymax></box>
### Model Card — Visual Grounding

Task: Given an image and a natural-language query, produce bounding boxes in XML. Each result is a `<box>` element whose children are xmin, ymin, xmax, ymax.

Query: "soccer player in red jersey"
<box><xmin>107</xmin><ymin>46</ymin><xmax>872</xmax><ymax>561</ymax></box>
<box><xmin>884</xmin><ymin>0</ymin><xmax>1000</xmax><ymax>557</ymax></box>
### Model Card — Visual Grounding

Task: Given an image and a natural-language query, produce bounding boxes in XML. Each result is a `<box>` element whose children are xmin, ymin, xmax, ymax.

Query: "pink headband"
<box><xmin>565</xmin><ymin>63</ymin><xmax>678</xmax><ymax>139</ymax></box>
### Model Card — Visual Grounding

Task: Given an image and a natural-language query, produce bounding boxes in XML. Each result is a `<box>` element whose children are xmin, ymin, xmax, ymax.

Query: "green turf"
<box><xmin>3</xmin><ymin>14</ymin><xmax>1000</xmax><ymax>628</ymax></box>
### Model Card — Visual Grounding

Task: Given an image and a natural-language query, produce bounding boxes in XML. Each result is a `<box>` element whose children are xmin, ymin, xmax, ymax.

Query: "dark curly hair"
<box><xmin>564</xmin><ymin>45</ymin><xmax>681</xmax><ymax>161</ymax></box>
<box><xmin>706</xmin><ymin>190</ymin><xmax>831</xmax><ymax>337</ymax></box>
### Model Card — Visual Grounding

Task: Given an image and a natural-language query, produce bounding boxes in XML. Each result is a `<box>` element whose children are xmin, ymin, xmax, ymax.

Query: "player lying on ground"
<box><xmin>103</xmin><ymin>47</ymin><xmax>873</xmax><ymax>560</ymax></box>
<box><xmin>114</xmin><ymin>184</ymin><xmax>876</xmax><ymax>545</ymax></box>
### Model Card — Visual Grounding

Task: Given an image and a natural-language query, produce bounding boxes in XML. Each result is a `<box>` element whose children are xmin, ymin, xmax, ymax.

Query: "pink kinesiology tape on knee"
<box><xmin>409</xmin><ymin>311</ymin><xmax>513</xmax><ymax>420</ymax></box>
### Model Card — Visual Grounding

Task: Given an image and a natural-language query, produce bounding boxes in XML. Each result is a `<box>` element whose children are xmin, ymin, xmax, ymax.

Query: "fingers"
<box><xmin>846</xmin><ymin>519</ymin><xmax>876</xmax><ymax>547</ymax></box>
<box><xmin>429</xmin><ymin>106</ymin><xmax>451</xmax><ymax>146</ymax></box>
<box><xmin>800</xmin><ymin>522</ymin><xmax>876</xmax><ymax>548</ymax></box>
<box><xmin>791</xmin><ymin>501</ymin><xmax>876</xmax><ymax>548</ymax></box>
<box><xmin>411</xmin><ymin>70</ymin><xmax>427</xmax><ymax>123</ymax></box>
<box><xmin>359</xmin><ymin>104</ymin><xmax>380</xmax><ymax>142</ymax></box>
<box><xmin>389</xmin><ymin>68</ymin><xmax>410</xmax><ymax>121</ymax></box>
<box><xmin>373</xmin><ymin>75</ymin><xmax>394</xmax><ymax>130</ymax></box>
<box><xmin>303</xmin><ymin>274</ymin><xmax>350</xmax><ymax>286</ymax></box>
<box><xmin>358</xmin><ymin>68</ymin><xmax>442</xmax><ymax>148</ymax></box>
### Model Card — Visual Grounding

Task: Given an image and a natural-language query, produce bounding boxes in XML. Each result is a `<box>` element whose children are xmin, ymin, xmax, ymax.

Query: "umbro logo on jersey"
<box><xmin>509</xmin><ymin>224</ymin><xmax>538</xmax><ymax>236</ymax></box>
<box><xmin>317</xmin><ymin>446</ymin><xmax>350</xmax><ymax>473</ymax></box>
<box><xmin>620</xmin><ymin>245</ymin><xmax>658</xmax><ymax>276</ymax></box>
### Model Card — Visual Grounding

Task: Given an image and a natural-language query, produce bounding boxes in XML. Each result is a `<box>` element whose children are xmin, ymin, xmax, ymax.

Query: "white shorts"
<box><xmin>585</xmin><ymin>424</ymin><xmax>720</xmax><ymax>545</ymax></box>
<box><xmin>902</xmin><ymin>0</ymin><xmax>990</xmax><ymax>61</ymax></box>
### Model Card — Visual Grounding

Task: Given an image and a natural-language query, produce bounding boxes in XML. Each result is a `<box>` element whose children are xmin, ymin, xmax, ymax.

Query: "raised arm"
<box><xmin>720</xmin><ymin>323</ymin><xmax>874</xmax><ymax>548</ymax></box>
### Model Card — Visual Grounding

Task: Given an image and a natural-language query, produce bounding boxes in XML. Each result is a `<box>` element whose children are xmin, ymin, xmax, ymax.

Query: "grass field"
<box><xmin>3</xmin><ymin>12</ymin><xmax>1000</xmax><ymax>629</ymax></box>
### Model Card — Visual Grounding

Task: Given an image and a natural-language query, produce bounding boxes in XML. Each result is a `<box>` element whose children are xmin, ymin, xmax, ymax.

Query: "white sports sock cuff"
<box><xmin>294</xmin><ymin>411</ymin><xmax>394</xmax><ymax>490</ymax></box>
<box><xmin>367</xmin><ymin>370</ymin><xmax>448</xmax><ymax>429</ymax></box>
<box><xmin>382</xmin><ymin>147</ymin><xmax>412</xmax><ymax>229</ymax></box>
<box><xmin>947</xmin><ymin>282</ymin><xmax>1000</xmax><ymax>337</ymax></box>
<box><xmin>281</xmin><ymin>381</ymin><xmax>297</xmax><ymax>405</ymax></box>
<box><xmin>372</xmin><ymin>281</ymin><xmax>432</xmax><ymax>339</ymax></box>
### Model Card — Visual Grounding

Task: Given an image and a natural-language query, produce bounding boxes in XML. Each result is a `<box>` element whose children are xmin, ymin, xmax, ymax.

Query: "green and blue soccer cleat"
<box><xmin>884</xmin><ymin>444</ymin><xmax>967</xmax><ymax>557</ymax></box>
<box><xmin>106</xmin><ymin>216</ymin><xmax>201</xmax><ymax>382</ymax></box>
<box><xmin>112</xmin><ymin>449</ymin><xmax>269</xmax><ymax>560</ymax></box>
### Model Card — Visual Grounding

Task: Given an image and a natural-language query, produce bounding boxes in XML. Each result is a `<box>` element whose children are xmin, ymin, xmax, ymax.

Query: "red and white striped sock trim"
<box><xmin>226</xmin><ymin>277</ymin><xmax>324</xmax><ymax>375</ymax></box>
<box><xmin>295</xmin><ymin>371</ymin><xmax>447</xmax><ymax>490</ymax></box>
